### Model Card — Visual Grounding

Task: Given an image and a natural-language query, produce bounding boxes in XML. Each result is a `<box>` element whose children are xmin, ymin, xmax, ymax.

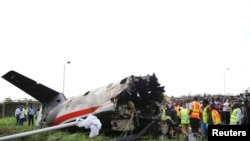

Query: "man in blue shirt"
<box><xmin>28</xmin><ymin>105</ymin><xmax>35</xmax><ymax>126</ymax></box>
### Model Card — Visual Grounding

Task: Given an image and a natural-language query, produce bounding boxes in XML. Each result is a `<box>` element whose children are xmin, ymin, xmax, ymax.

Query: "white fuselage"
<box><xmin>45</xmin><ymin>79</ymin><xmax>129</xmax><ymax>126</ymax></box>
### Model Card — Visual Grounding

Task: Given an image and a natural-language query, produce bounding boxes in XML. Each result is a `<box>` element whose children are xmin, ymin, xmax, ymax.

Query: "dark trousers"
<box><xmin>16</xmin><ymin>116</ymin><xmax>19</xmax><ymax>125</ymax></box>
<box><xmin>28</xmin><ymin>115</ymin><xmax>34</xmax><ymax>125</ymax></box>
<box><xmin>190</xmin><ymin>117</ymin><xmax>200</xmax><ymax>133</ymax></box>
<box><xmin>222</xmin><ymin>111</ymin><xmax>230</xmax><ymax>124</ymax></box>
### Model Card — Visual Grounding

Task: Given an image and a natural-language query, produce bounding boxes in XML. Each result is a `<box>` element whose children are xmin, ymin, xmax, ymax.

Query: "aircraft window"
<box><xmin>84</xmin><ymin>91</ymin><xmax>90</xmax><ymax>96</ymax></box>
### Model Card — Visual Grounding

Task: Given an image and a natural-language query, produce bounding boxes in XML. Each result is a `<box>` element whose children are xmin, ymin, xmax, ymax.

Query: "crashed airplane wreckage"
<box><xmin>1</xmin><ymin>70</ymin><xmax>166</xmax><ymax>141</ymax></box>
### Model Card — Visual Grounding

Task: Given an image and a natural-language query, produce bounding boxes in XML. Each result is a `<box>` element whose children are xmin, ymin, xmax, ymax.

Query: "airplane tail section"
<box><xmin>2</xmin><ymin>70</ymin><xmax>66</xmax><ymax>103</ymax></box>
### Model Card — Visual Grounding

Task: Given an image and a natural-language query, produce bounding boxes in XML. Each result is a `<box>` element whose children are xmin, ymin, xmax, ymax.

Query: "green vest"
<box><xmin>160</xmin><ymin>106</ymin><xmax>171</xmax><ymax>121</ymax></box>
<box><xmin>180</xmin><ymin>108</ymin><xmax>189</xmax><ymax>124</ymax></box>
<box><xmin>24</xmin><ymin>108</ymin><xmax>28</xmax><ymax>115</ymax></box>
<box><xmin>161</xmin><ymin>106</ymin><xmax>167</xmax><ymax>121</ymax></box>
<box><xmin>230</xmin><ymin>108</ymin><xmax>240</xmax><ymax>123</ymax></box>
<box><xmin>202</xmin><ymin>106</ymin><xmax>209</xmax><ymax>123</ymax></box>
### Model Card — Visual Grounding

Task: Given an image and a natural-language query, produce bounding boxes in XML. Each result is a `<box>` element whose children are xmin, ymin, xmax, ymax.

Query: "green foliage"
<box><xmin>4</xmin><ymin>97</ymin><xmax>12</xmax><ymax>103</ymax></box>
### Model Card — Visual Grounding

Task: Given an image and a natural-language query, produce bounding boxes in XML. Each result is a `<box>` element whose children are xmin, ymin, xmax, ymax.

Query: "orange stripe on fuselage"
<box><xmin>52</xmin><ymin>105</ymin><xmax>100</xmax><ymax>126</ymax></box>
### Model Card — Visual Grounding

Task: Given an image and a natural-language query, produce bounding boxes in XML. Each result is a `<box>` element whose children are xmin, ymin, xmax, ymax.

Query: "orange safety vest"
<box><xmin>212</xmin><ymin>109</ymin><xmax>221</xmax><ymax>125</ymax></box>
<box><xmin>189</xmin><ymin>101</ymin><xmax>201</xmax><ymax>119</ymax></box>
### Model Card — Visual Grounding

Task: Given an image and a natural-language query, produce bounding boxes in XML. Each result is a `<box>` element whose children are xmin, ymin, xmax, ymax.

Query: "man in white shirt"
<box><xmin>14</xmin><ymin>106</ymin><xmax>21</xmax><ymax>125</ymax></box>
<box><xmin>222</xmin><ymin>100</ymin><xmax>230</xmax><ymax>124</ymax></box>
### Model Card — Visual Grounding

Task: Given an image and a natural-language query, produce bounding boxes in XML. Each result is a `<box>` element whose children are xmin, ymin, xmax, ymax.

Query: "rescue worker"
<box><xmin>174</xmin><ymin>102</ymin><xmax>181</xmax><ymax>124</ymax></box>
<box><xmin>230</xmin><ymin>102</ymin><xmax>243</xmax><ymax>125</ymax></box>
<box><xmin>76</xmin><ymin>114</ymin><xmax>102</xmax><ymax>138</ymax></box>
<box><xmin>200</xmin><ymin>99</ymin><xmax>211</xmax><ymax>141</ymax></box>
<box><xmin>211</xmin><ymin>103</ymin><xmax>221</xmax><ymax>125</ymax></box>
<box><xmin>179</xmin><ymin>104</ymin><xmax>190</xmax><ymax>139</ymax></box>
<box><xmin>23</xmin><ymin>105</ymin><xmax>28</xmax><ymax>123</ymax></box>
<box><xmin>160</xmin><ymin>103</ymin><xmax>172</xmax><ymax>121</ymax></box>
<box><xmin>160</xmin><ymin>102</ymin><xmax>172</xmax><ymax>139</ymax></box>
<box><xmin>188</xmin><ymin>96</ymin><xmax>201</xmax><ymax>137</ymax></box>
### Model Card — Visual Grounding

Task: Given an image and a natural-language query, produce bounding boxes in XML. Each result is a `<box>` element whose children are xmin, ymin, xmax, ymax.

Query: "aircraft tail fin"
<box><xmin>2</xmin><ymin>70</ymin><xmax>66</xmax><ymax>103</ymax></box>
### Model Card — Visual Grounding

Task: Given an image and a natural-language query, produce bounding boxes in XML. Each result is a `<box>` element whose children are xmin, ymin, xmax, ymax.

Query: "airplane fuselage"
<box><xmin>42</xmin><ymin>80</ymin><xmax>128</xmax><ymax>126</ymax></box>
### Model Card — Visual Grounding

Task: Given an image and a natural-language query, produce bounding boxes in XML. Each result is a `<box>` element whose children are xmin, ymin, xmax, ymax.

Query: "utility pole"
<box><xmin>63</xmin><ymin>61</ymin><xmax>70</xmax><ymax>94</ymax></box>
<box><xmin>224</xmin><ymin>68</ymin><xmax>230</xmax><ymax>95</ymax></box>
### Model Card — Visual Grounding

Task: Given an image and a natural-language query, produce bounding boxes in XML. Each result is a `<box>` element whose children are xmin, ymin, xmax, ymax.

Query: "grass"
<box><xmin>0</xmin><ymin>117</ymin><xmax>194</xmax><ymax>141</ymax></box>
<box><xmin>0</xmin><ymin>117</ymin><xmax>111</xmax><ymax>141</ymax></box>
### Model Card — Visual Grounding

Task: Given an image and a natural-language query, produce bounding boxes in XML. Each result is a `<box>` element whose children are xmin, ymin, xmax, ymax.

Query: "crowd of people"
<box><xmin>14</xmin><ymin>105</ymin><xmax>36</xmax><ymax>126</ymax></box>
<box><xmin>160</xmin><ymin>94</ymin><xmax>250</xmax><ymax>141</ymax></box>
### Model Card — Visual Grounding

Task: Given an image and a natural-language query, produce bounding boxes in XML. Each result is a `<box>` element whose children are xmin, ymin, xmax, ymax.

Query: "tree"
<box><xmin>4</xmin><ymin>97</ymin><xmax>12</xmax><ymax>103</ymax></box>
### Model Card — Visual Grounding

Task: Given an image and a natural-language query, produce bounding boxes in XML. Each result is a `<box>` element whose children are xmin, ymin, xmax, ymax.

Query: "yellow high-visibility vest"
<box><xmin>180</xmin><ymin>108</ymin><xmax>189</xmax><ymax>124</ymax></box>
<box><xmin>202</xmin><ymin>106</ymin><xmax>209</xmax><ymax>123</ymax></box>
<box><xmin>230</xmin><ymin>108</ymin><xmax>240</xmax><ymax>124</ymax></box>
<box><xmin>161</xmin><ymin>106</ymin><xmax>169</xmax><ymax>121</ymax></box>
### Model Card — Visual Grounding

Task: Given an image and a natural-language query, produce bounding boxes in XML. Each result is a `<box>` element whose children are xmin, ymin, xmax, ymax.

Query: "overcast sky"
<box><xmin>1</xmin><ymin>0</ymin><xmax>250</xmax><ymax>101</ymax></box>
